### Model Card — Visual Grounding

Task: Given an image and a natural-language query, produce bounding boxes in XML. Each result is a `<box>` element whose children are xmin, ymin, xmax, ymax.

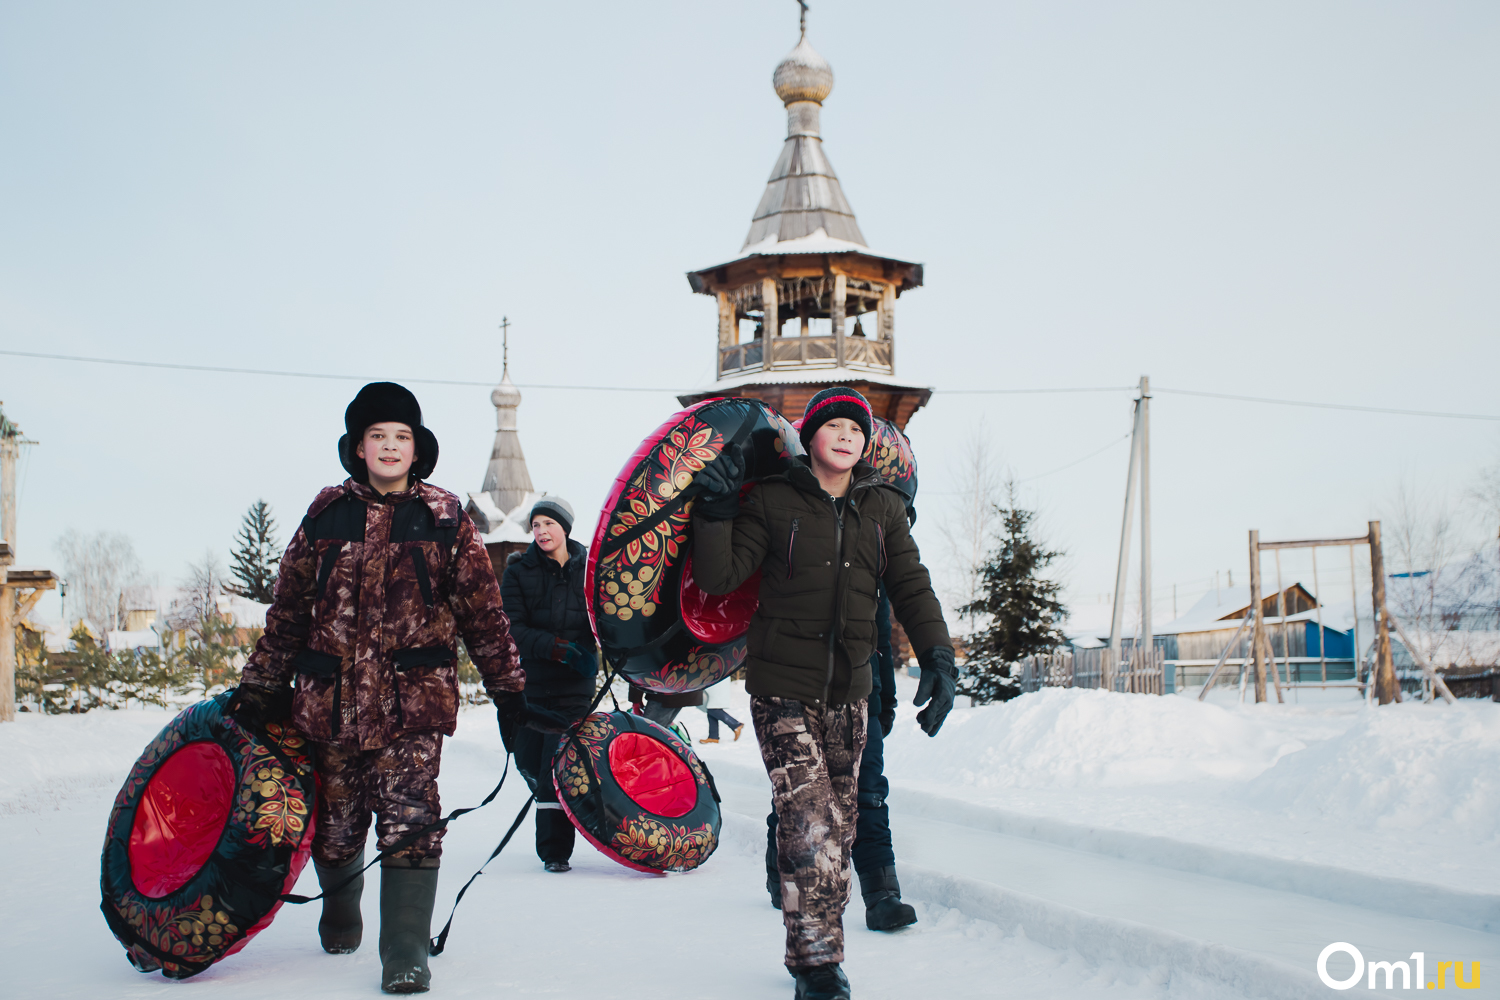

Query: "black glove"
<box><xmin>692</xmin><ymin>448</ymin><xmax>745</xmax><ymax>521</ymax></box>
<box><xmin>523</xmin><ymin>701</ymin><xmax>574</xmax><ymax>735</ymax></box>
<box><xmin>493</xmin><ymin>691</ymin><xmax>525</xmax><ymax>753</ymax></box>
<box><xmin>878</xmin><ymin>707</ymin><xmax>896</xmax><ymax>738</ymax></box>
<box><xmin>914</xmin><ymin>645</ymin><xmax>957</xmax><ymax>737</ymax></box>
<box><xmin>561</xmin><ymin>642</ymin><xmax>598</xmax><ymax>680</ymax></box>
<box><xmin>228</xmin><ymin>683</ymin><xmax>293</xmax><ymax>730</ymax></box>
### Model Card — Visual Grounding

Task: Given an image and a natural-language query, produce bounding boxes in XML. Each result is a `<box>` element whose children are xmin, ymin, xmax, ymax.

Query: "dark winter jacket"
<box><xmin>500</xmin><ymin>538</ymin><xmax>596</xmax><ymax>712</ymax></box>
<box><xmin>242</xmin><ymin>479</ymin><xmax>522</xmax><ymax>750</ymax></box>
<box><xmin>872</xmin><ymin>587</ymin><xmax>898</xmax><ymax>720</ymax></box>
<box><xmin>692</xmin><ymin>457</ymin><xmax>950</xmax><ymax>706</ymax></box>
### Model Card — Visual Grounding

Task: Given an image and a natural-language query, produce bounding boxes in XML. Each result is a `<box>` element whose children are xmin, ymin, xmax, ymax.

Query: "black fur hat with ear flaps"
<box><xmin>338</xmin><ymin>381</ymin><xmax>439</xmax><ymax>483</ymax></box>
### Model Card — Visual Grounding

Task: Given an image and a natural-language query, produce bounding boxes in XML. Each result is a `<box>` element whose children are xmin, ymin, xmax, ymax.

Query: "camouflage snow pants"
<box><xmin>312</xmin><ymin>732</ymin><xmax>444</xmax><ymax>868</ymax></box>
<box><xmin>752</xmin><ymin>695</ymin><xmax>868</xmax><ymax>968</ymax></box>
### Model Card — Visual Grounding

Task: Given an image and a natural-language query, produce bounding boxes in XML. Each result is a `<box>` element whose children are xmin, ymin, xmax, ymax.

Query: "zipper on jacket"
<box><xmin>823</xmin><ymin>498</ymin><xmax>844</xmax><ymax>704</ymax></box>
<box><xmin>786</xmin><ymin>519</ymin><xmax>800</xmax><ymax>579</ymax></box>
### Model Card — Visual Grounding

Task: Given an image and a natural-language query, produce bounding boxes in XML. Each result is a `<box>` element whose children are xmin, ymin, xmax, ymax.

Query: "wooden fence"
<box><xmin>1018</xmin><ymin>647</ymin><xmax>1165</xmax><ymax>695</ymax></box>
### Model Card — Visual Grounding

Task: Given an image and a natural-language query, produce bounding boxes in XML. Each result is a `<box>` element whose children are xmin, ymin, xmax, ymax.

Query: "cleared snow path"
<box><xmin>1</xmin><ymin>709</ymin><xmax>1270</xmax><ymax>1000</ymax></box>
<box><xmin>713</xmin><ymin>760</ymin><xmax>1500</xmax><ymax>999</ymax></box>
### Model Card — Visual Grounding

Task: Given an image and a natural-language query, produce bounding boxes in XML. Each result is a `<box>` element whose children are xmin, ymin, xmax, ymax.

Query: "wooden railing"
<box><xmin>719</xmin><ymin>336</ymin><xmax>893</xmax><ymax>377</ymax></box>
<box><xmin>1017</xmin><ymin>648</ymin><xmax>1165</xmax><ymax>695</ymax></box>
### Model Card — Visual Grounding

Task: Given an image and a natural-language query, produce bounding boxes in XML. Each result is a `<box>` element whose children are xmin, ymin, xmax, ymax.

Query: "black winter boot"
<box><xmin>790</xmin><ymin>962</ymin><xmax>851</xmax><ymax>1000</ymax></box>
<box><xmin>859</xmin><ymin>866</ymin><xmax>917</xmax><ymax>931</ymax></box>
<box><xmin>766</xmin><ymin>834</ymin><xmax>782</xmax><ymax>910</ymax></box>
<box><xmin>379</xmin><ymin>866</ymin><xmax>438</xmax><ymax>994</ymax></box>
<box><xmin>315</xmin><ymin>850</ymin><xmax>365</xmax><ymax>954</ymax></box>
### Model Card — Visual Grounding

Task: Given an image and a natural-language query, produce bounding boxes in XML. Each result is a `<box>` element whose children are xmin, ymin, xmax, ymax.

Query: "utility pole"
<box><xmin>1368</xmin><ymin>520</ymin><xmax>1398</xmax><ymax>704</ymax></box>
<box><xmin>0</xmin><ymin>405</ymin><xmax>55</xmax><ymax>722</ymax></box>
<box><xmin>1107</xmin><ymin>376</ymin><xmax>1153</xmax><ymax>692</ymax></box>
<box><xmin>1139</xmin><ymin>376</ymin><xmax>1153</xmax><ymax>690</ymax></box>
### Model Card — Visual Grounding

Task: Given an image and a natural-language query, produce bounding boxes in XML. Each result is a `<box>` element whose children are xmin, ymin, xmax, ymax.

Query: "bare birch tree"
<box><xmin>53</xmin><ymin>530</ymin><xmax>142</xmax><ymax>634</ymax></box>
<box><xmin>1383</xmin><ymin>480</ymin><xmax>1489</xmax><ymax>666</ymax></box>
<box><xmin>938</xmin><ymin>426</ymin><xmax>1004</xmax><ymax>625</ymax></box>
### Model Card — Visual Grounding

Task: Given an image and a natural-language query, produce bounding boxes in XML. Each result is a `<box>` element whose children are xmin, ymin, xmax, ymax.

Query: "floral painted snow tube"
<box><xmin>587</xmin><ymin>397</ymin><xmax>802</xmax><ymax>693</ymax></box>
<box><xmin>553</xmin><ymin>710</ymin><xmax>720</xmax><ymax>873</ymax></box>
<box><xmin>100</xmin><ymin>691</ymin><xmax>316</xmax><ymax>979</ymax></box>
<box><xmin>868</xmin><ymin>416</ymin><xmax>918</xmax><ymax>513</ymax></box>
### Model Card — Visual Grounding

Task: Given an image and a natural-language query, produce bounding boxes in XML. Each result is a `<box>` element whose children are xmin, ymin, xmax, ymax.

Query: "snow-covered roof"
<box><xmin>215</xmin><ymin>594</ymin><xmax>268</xmax><ymax>629</ymax></box>
<box><xmin>692</xmin><ymin>365</ymin><xmax>933</xmax><ymax>395</ymax></box>
<box><xmin>469</xmin><ymin>490</ymin><xmax>549</xmax><ymax>546</ymax></box>
<box><xmin>107</xmin><ymin>628</ymin><xmax>161</xmax><ymax>652</ymax></box>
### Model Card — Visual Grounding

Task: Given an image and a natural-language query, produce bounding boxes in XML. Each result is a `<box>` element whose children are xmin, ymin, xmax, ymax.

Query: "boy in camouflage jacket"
<box><xmin>236</xmin><ymin>382</ymin><xmax>523</xmax><ymax>994</ymax></box>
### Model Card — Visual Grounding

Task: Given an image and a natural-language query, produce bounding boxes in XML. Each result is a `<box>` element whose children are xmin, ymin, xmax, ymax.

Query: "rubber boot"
<box><xmin>379</xmin><ymin>866</ymin><xmax>438</xmax><ymax>994</ymax></box>
<box><xmin>791</xmin><ymin>962</ymin><xmax>852</xmax><ymax>1000</ymax></box>
<box><xmin>315</xmin><ymin>850</ymin><xmax>365</xmax><ymax>954</ymax></box>
<box><xmin>859</xmin><ymin>866</ymin><xmax>916</xmax><ymax>931</ymax></box>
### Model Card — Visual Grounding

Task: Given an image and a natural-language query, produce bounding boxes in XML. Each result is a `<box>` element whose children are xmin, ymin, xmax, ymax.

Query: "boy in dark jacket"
<box><xmin>499</xmin><ymin>496</ymin><xmax>598</xmax><ymax>872</ymax></box>
<box><xmin>691</xmin><ymin>387</ymin><xmax>957</xmax><ymax>1000</ymax></box>
<box><xmin>235</xmin><ymin>382</ymin><xmax>523</xmax><ymax>994</ymax></box>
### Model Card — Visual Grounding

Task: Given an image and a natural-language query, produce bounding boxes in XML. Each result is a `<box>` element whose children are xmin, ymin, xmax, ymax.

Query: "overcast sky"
<box><xmin>3</xmin><ymin>1</ymin><xmax>1497</xmax><ymax>631</ymax></box>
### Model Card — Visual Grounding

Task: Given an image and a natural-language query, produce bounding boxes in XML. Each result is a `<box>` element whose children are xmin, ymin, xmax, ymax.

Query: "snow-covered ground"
<box><xmin>3</xmin><ymin>681</ymin><xmax>1497</xmax><ymax>997</ymax></box>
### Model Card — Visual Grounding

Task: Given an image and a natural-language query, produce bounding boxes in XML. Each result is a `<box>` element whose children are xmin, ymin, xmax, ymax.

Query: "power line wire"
<box><xmin>1152</xmin><ymin>386</ymin><xmax>1500</xmax><ymax>422</ymax></box>
<box><xmin>0</xmin><ymin>349</ymin><xmax>681</xmax><ymax>393</ymax></box>
<box><xmin>5</xmin><ymin>348</ymin><xmax>1498</xmax><ymax>420</ymax></box>
<box><xmin>1018</xmin><ymin>432</ymin><xmax>1133</xmax><ymax>483</ymax></box>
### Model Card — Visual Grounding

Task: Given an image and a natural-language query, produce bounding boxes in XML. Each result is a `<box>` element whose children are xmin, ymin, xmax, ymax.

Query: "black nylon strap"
<box><xmin>278</xmin><ymin>755</ymin><xmax>512</xmax><ymax>904</ymax></box>
<box><xmin>425</xmin><ymin>665</ymin><xmax>620</xmax><ymax>956</ymax></box>
<box><xmin>426</xmin><ymin>794</ymin><xmax>533</xmax><ymax>956</ymax></box>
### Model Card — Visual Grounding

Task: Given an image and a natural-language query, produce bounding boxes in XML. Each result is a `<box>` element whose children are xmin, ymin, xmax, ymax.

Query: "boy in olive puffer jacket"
<box><xmin>691</xmin><ymin>387</ymin><xmax>956</xmax><ymax>1000</ymax></box>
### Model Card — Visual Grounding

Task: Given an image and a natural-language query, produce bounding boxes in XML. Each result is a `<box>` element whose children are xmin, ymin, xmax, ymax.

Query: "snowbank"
<box><xmin>1244</xmin><ymin>701</ymin><xmax>1500</xmax><ymax>844</ymax></box>
<box><xmin>884</xmin><ymin>687</ymin><xmax>1307</xmax><ymax>789</ymax></box>
<box><xmin>0</xmin><ymin>708</ymin><xmax>172</xmax><ymax>815</ymax></box>
<box><xmin>881</xmin><ymin>684</ymin><xmax>1500</xmax><ymax>894</ymax></box>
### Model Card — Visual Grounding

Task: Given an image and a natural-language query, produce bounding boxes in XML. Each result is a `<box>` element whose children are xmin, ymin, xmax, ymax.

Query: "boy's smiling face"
<box><xmin>357</xmin><ymin>421</ymin><xmax>415</xmax><ymax>491</ymax></box>
<box><xmin>809</xmin><ymin>417</ymin><xmax>866</xmax><ymax>475</ymax></box>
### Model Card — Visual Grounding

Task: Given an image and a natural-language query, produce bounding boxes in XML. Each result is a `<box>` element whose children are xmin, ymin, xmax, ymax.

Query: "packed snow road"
<box><xmin>4</xmin><ymin>683</ymin><xmax>1497</xmax><ymax>998</ymax></box>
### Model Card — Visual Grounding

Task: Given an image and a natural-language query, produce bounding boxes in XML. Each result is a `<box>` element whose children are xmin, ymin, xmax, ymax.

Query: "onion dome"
<box><xmin>773</xmin><ymin>35</ymin><xmax>833</xmax><ymax>105</ymax></box>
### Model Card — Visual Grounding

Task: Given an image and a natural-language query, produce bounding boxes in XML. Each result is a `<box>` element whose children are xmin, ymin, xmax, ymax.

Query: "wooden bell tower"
<box><xmin>679</xmin><ymin>5</ymin><xmax>932</xmax><ymax>430</ymax></box>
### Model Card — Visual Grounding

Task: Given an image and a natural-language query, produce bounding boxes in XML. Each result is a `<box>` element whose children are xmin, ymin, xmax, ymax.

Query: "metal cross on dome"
<box><xmin>499</xmin><ymin>316</ymin><xmax>511</xmax><ymax>376</ymax></box>
<box><xmin>797</xmin><ymin>0</ymin><xmax>808</xmax><ymax>37</ymax></box>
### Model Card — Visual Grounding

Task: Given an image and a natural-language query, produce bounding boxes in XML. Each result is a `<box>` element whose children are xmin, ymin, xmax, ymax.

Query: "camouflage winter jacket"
<box><xmin>242</xmin><ymin>479</ymin><xmax>522</xmax><ymax>749</ymax></box>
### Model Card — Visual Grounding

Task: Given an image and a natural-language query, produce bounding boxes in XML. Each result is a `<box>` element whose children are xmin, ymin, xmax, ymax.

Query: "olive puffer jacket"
<box><xmin>692</xmin><ymin>457</ymin><xmax>950</xmax><ymax>706</ymax></box>
<box><xmin>500</xmin><ymin>538</ymin><xmax>596</xmax><ymax>712</ymax></box>
<box><xmin>242</xmin><ymin>480</ymin><xmax>523</xmax><ymax>750</ymax></box>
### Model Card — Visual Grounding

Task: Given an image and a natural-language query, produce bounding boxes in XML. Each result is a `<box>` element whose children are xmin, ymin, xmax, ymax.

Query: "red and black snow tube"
<box><xmin>867</xmin><ymin>416</ymin><xmax>918</xmax><ymax>511</ymax></box>
<box><xmin>587</xmin><ymin>397</ymin><xmax>802</xmax><ymax>693</ymax></box>
<box><xmin>100</xmin><ymin>691</ymin><xmax>316</xmax><ymax>979</ymax></box>
<box><xmin>552</xmin><ymin>710</ymin><xmax>720</xmax><ymax>873</ymax></box>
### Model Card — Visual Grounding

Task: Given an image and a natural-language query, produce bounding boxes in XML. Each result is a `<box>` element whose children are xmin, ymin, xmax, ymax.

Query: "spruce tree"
<box><xmin>957</xmin><ymin>483</ymin><xmax>1068</xmax><ymax>704</ymax></box>
<box><xmin>229</xmin><ymin>500</ymin><xmax>280</xmax><ymax>603</ymax></box>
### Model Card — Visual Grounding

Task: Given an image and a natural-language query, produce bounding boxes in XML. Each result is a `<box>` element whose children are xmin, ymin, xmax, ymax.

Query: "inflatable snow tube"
<box><xmin>553</xmin><ymin>710</ymin><xmax>720</xmax><ymax>873</ymax></box>
<box><xmin>868</xmin><ymin>415</ymin><xmax>918</xmax><ymax>511</ymax></box>
<box><xmin>100</xmin><ymin>691</ymin><xmax>316</xmax><ymax>979</ymax></box>
<box><xmin>588</xmin><ymin>397</ymin><xmax>802</xmax><ymax>693</ymax></box>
